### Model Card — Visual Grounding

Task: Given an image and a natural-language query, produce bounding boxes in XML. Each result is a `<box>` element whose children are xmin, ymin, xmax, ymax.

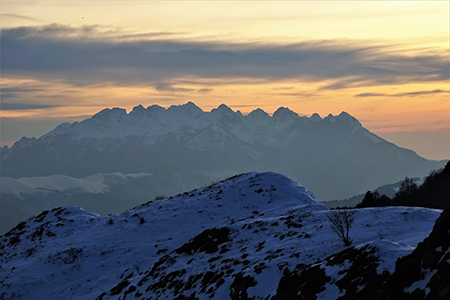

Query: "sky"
<box><xmin>0</xmin><ymin>0</ymin><xmax>449</xmax><ymax>160</ymax></box>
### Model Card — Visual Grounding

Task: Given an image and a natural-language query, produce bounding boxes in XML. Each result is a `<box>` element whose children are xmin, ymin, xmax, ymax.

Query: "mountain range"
<box><xmin>1</xmin><ymin>172</ymin><xmax>448</xmax><ymax>299</ymax></box>
<box><xmin>0</xmin><ymin>102</ymin><xmax>446</xmax><ymax>234</ymax></box>
<box><xmin>1</xmin><ymin>102</ymin><xmax>444</xmax><ymax>197</ymax></box>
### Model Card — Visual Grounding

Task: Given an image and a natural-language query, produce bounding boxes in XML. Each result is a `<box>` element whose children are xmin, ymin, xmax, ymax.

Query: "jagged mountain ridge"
<box><xmin>0</xmin><ymin>172</ymin><xmax>444</xmax><ymax>300</ymax></box>
<box><xmin>1</xmin><ymin>102</ymin><xmax>443</xmax><ymax>201</ymax></box>
<box><xmin>42</xmin><ymin>102</ymin><xmax>374</xmax><ymax>145</ymax></box>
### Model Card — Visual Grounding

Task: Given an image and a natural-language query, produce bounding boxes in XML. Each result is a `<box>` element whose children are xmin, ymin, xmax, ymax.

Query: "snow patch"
<box><xmin>316</xmin><ymin>282</ymin><xmax>344</xmax><ymax>300</ymax></box>
<box><xmin>365</xmin><ymin>239</ymin><xmax>414</xmax><ymax>274</ymax></box>
<box><xmin>404</xmin><ymin>269</ymin><xmax>437</xmax><ymax>294</ymax></box>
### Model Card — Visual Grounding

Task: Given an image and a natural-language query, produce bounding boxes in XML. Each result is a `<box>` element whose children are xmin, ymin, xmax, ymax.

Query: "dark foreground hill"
<box><xmin>0</xmin><ymin>172</ymin><xmax>446</xmax><ymax>299</ymax></box>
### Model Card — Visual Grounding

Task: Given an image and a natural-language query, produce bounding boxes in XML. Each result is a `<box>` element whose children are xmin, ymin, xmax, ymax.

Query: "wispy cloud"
<box><xmin>355</xmin><ymin>89</ymin><xmax>448</xmax><ymax>97</ymax></box>
<box><xmin>354</xmin><ymin>92</ymin><xmax>386</xmax><ymax>97</ymax></box>
<box><xmin>1</xmin><ymin>24</ymin><xmax>447</xmax><ymax>89</ymax></box>
<box><xmin>273</xmin><ymin>87</ymin><xmax>294</xmax><ymax>91</ymax></box>
<box><xmin>197</xmin><ymin>88</ymin><xmax>213</xmax><ymax>94</ymax></box>
<box><xmin>155</xmin><ymin>82</ymin><xmax>196</xmax><ymax>93</ymax></box>
<box><xmin>0</xmin><ymin>102</ymin><xmax>58</xmax><ymax>110</ymax></box>
<box><xmin>0</xmin><ymin>13</ymin><xmax>44</xmax><ymax>22</ymax></box>
<box><xmin>154</xmin><ymin>82</ymin><xmax>212</xmax><ymax>94</ymax></box>
<box><xmin>0</xmin><ymin>23</ymin><xmax>189</xmax><ymax>41</ymax></box>
<box><xmin>393</xmin><ymin>89</ymin><xmax>448</xmax><ymax>97</ymax></box>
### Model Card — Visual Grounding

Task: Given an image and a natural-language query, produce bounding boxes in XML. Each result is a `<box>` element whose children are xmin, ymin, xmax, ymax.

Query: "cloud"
<box><xmin>273</xmin><ymin>87</ymin><xmax>294</xmax><ymax>91</ymax></box>
<box><xmin>1</xmin><ymin>24</ymin><xmax>448</xmax><ymax>89</ymax></box>
<box><xmin>1</xmin><ymin>87</ymin><xmax>48</xmax><ymax>102</ymax></box>
<box><xmin>197</xmin><ymin>88</ymin><xmax>213</xmax><ymax>94</ymax></box>
<box><xmin>0</xmin><ymin>23</ymin><xmax>187</xmax><ymax>41</ymax></box>
<box><xmin>392</xmin><ymin>89</ymin><xmax>448</xmax><ymax>97</ymax></box>
<box><xmin>154</xmin><ymin>83</ymin><xmax>213</xmax><ymax>94</ymax></box>
<box><xmin>355</xmin><ymin>89</ymin><xmax>448</xmax><ymax>97</ymax></box>
<box><xmin>355</xmin><ymin>92</ymin><xmax>387</xmax><ymax>97</ymax></box>
<box><xmin>1</xmin><ymin>102</ymin><xmax>58</xmax><ymax>110</ymax></box>
<box><xmin>155</xmin><ymin>82</ymin><xmax>196</xmax><ymax>93</ymax></box>
<box><xmin>271</xmin><ymin>92</ymin><xmax>316</xmax><ymax>98</ymax></box>
<box><xmin>0</xmin><ymin>13</ymin><xmax>44</xmax><ymax>22</ymax></box>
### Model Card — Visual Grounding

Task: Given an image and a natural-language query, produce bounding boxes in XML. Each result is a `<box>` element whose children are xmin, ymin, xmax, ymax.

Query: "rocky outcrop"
<box><xmin>374</xmin><ymin>208</ymin><xmax>450</xmax><ymax>300</ymax></box>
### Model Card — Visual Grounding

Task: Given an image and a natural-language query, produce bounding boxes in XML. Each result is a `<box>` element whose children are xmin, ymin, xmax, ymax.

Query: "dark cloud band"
<box><xmin>1</xmin><ymin>102</ymin><xmax>57</xmax><ymax>110</ymax></box>
<box><xmin>1</xmin><ymin>24</ymin><xmax>447</xmax><ymax>89</ymax></box>
<box><xmin>355</xmin><ymin>89</ymin><xmax>448</xmax><ymax>98</ymax></box>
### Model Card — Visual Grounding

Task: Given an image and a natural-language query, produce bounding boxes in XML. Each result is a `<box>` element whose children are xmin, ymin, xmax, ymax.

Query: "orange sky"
<box><xmin>1</xmin><ymin>1</ymin><xmax>449</xmax><ymax>159</ymax></box>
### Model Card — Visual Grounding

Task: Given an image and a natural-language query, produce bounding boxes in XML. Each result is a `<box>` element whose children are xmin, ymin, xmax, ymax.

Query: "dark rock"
<box><xmin>175</xmin><ymin>227</ymin><xmax>231</xmax><ymax>255</ymax></box>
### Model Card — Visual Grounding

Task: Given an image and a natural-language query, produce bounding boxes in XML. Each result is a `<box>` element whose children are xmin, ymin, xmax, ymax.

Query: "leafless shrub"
<box><xmin>327</xmin><ymin>209</ymin><xmax>356</xmax><ymax>246</ymax></box>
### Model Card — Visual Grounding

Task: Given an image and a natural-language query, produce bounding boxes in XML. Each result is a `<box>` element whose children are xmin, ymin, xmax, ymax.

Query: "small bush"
<box><xmin>328</xmin><ymin>209</ymin><xmax>356</xmax><ymax>246</ymax></box>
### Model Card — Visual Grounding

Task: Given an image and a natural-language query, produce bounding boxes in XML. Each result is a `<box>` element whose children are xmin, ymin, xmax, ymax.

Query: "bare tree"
<box><xmin>327</xmin><ymin>209</ymin><xmax>357</xmax><ymax>246</ymax></box>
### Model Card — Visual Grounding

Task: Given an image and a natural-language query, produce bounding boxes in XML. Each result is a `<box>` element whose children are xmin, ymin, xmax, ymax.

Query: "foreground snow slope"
<box><xmin>0</xmin><ymin>172</ymin><xmax>442</xmax><ymax>300</ymax></box>
<box><xmin>0</xmin><ymin>171</ymin><xmax>218</xmax><ymax>235</ymax></box>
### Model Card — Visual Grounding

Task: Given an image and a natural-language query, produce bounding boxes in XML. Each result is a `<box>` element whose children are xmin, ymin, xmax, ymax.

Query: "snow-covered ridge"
<box><xmin>41</xmin><ymin>102</ymin><xmax>378</xmax><ymax>144</ymax></box>
<box><xmin>0</xmin><ymin>171</ymin><xmax>324</xmax><ymax>299</ymax></box>
<box><xmin>0</xmin><ymin>171</ymin><xmax>443</xmax><ymax>300</ymax></box>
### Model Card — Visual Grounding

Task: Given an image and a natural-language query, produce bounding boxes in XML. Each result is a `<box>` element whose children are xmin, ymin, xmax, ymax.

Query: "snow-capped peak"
<box><xmin>247</xmin><ymin>108</ymin><xmax>271</xmax><ymax>119</ymax></box>
<box><xmin>92</xmin><ymin>107</ymin><xmax>127</xmax><ymax>120</ymax></box>
<box><xmin>16</xmin><ymin>103</ymin><xmax>380</xmax><ymax>146</ymax></box>
<box><xmin>322</xmin><ymin>111</ymin><xmax>364</xmax><ymax>133</ymax></box>
<box><xmin>309</xmin><ymin>112</ymin><xmax>322</xmax><ymax>122</ymax></box>
<box><xmin>337</xmin><ymin>111</ymin><xmax>362</xmax><ymax>127</ymax></box>
<box><xmin>9</xmin><ymin>136</ymin><xmax>36</xmax><ymax>149</ymax></box>
<box><xmin>273</xmin><ymin>107</ymin><xmax>299</xmax><ymax>120</ymax></box>
<box><xmin>145</xmin><ymin>104</ymin><xmax>166</xmax><ymax>114</ymax></box>
<box><xmin>209</xmin><ymin>103</ymin><xmax>233</xmax><ymax>115</ymax></box>
<box><xmin>130</xmin><ymin>104</ymin><xmax>146</xmax><ymax>114</ymax></box>
<box><xmin>167</xmin><ymin>101</ymin><xmax>203</xmax><ymax>116</ymax></box>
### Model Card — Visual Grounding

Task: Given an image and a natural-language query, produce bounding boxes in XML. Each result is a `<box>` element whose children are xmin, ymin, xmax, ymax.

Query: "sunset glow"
<box><xmin>1</xmin><ymin>1</ymin><xmax>449</xmax><ymax>159</ymax></box>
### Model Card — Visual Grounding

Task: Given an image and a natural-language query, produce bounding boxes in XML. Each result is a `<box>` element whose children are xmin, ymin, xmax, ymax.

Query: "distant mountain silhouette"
<box><xmin>1</xmin><ymin>102</ymin><xmax>445</xmax><ymax>200</ymax></box>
